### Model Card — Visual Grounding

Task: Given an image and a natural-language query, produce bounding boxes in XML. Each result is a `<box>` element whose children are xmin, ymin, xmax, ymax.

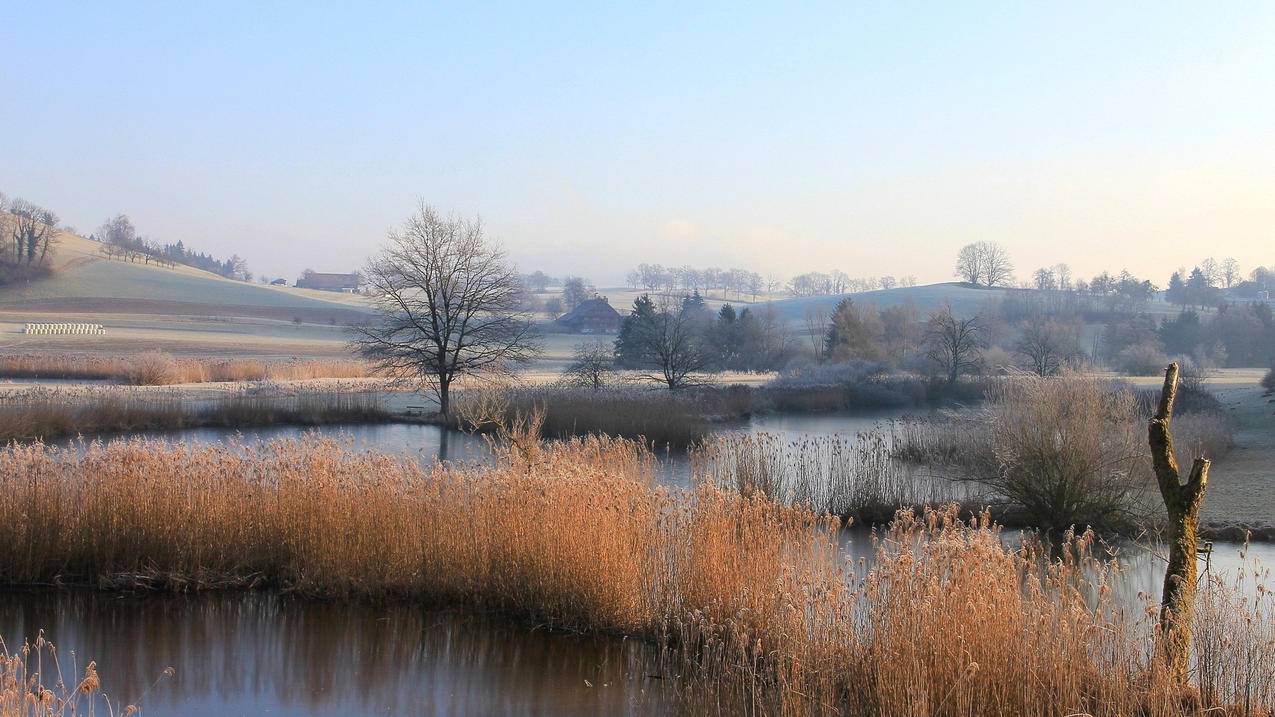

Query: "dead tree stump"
<box><xmin>1148</xmin><ymin>362</ymin><xmax>1211</xmax><ymax>682</ymax></box>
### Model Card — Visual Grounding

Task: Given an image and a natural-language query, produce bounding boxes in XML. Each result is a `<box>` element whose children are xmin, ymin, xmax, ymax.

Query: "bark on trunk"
<box><xmin>1148</xmin><ymin>362</ymin><xmax>1211</xmax><ymax>683</ymax></box>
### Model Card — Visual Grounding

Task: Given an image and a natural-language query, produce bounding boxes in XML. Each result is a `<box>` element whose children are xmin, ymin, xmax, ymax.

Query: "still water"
<box><xmin>0</xmin><ymin>591</ymin><xmax>676</xmax><ymax>716</ymax></box>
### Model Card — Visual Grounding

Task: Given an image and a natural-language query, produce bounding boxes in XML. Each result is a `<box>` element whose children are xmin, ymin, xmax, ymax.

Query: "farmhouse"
<box><xmin>296</xmin><ymin>271</ymin><xmax>360</xmax><ymax>292</ymax></box>
<box><xmin>554</xmin><ymin>297</ymin><xmax>622</xmax><ymax>334</ymax></box>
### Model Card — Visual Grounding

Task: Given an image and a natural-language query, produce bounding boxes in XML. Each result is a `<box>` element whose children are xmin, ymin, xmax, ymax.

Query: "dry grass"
<box><xmin>453</xmin><ymin>384</ymin><xmax>752</xmax><ymax>448</ymax></box>
<box><xmin>691</xmin><ymin>431</ymin><xmax>980</xmax><ymax>521</ymax></box>
<box><xmin>888</xmin><ymin>374</ymin><xmax>1237</xmax><ymax>534</ymax></box>
<box><xmin>0</xmin><ymin>436</ymin><xmax>1271</xmax><ymax>714</ymax></box>
<box><xmin>0</xmin><ymin>387</ymin><xmax>388</xmax><ymax>442</ymax></box>
<box><xmin>0</xmin><ymin>352</ymin><xmax>369</xmax><ymax>385</ymax></box>
<box><xmin>0</xmin><ymin>634</ymin><xmax>154</xmax><ymax>717</ymax></box>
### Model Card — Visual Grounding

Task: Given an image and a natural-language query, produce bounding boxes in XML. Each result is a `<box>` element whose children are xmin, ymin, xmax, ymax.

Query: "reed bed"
<box><xmin>454</xmin><ymin>385</ymin><xmax>752</xmax><ymax>447</ymax></box>
<box><xmin>0</xmin><ymin>352</ymin><xmax>369</xmax><ymax>385</ymax></box>
<box><xmin>0</xmin><ymin>387</ymin><xmax>388</xmax><ymax>442</ymax></box>
<box><xmin>0</xmin><ymin>437</ymin><xmax>1271</xmax><ymax>714</ymax></box>
<box><xmin>691</xmin><ymin>431</ymin><xmax>981</xmax><ymax>521</ymax></box>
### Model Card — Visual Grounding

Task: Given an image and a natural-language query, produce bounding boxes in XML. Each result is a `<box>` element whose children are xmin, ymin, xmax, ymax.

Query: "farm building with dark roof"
<box><xmin>553</xmin><ymin>297</ymin><xmax>622</xmax><ymax>334</ymax></box>
<box><xmin>296</xmin><ymin>271</ymin><xmax>360</xmax><ymax>292</ymax></box>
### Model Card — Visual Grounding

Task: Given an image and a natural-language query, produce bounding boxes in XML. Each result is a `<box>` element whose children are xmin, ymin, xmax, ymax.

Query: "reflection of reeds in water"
<box><xmin>0</xmin><ymin>388</ymin><xmax>389</xmax><ymax>442</ymax></box>
<box><xmin>0</xmin><ymin>437</ymin><xmax>1270</xmax><ymax>714</ymax></box>
<box><xmin>691</xmin><ymin>430</ymin><xmax>981</xmax><ymax>520</ymax></box>
<box><xmin>0</xmin><ymin>593</ymin><xmax>671</xmax><ymax>716</ymax></box>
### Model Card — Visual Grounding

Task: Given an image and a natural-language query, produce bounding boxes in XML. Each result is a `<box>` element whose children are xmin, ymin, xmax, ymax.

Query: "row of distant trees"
<box><xmin>0</xmin><ymin>192</ymin><xmax>61</xmax><ymax>283</ymax></box>
<box><xmin>605</xmin><ymin>291</ymin><xmax>993</xmax><ymax>388</ymax></box>
<box><xmin>91</xmin><ymin>214</ymin><xmax>250</xmax><ymax>281</ymax></box>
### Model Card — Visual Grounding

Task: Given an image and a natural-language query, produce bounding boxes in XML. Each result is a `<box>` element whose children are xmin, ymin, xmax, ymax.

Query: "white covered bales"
<box><xmin>23</xmin><ymin>323</ymin><xmax>107</xmax><ymax>335</ymax></box>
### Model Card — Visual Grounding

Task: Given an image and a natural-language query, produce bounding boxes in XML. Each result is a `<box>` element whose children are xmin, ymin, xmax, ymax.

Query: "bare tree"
<box><xmin>626</xmin><ymin>296</ymin><xmax>712</xmax><ymax>389</ymax></box>
<box><xmin>351</xmin><ymin>203</ymin><xmax>541</xmax><ymax>417</ymax></box>
<box><xmin>924</xmin><ymin>304</ymin><xmax>983</xmax><ymax>383</ymax></box>
<box><xmin>559</xmin><ymin>340</ymin><xmax>616</xmax><ymax>391</ymax></box>
<box><xmin>1014</xmin><ymin>317</ymin><xmax>1077</xmax><ymax>377</ymax></box>
<box><xmin>802</xmin><ymin>306</ymin><xmax>830</xmax><ymax>359</ymax></box>
<box><xmin>1221</xmin><ymin>257</ymin><xmax>1240</xmax><ymax>289</ymax></box>
<box><xmin>561</xmin><ymin>276</ymin><xmax>595</xmax><ymax>310</ymax></box>
<box><xmin>980</xmin><ymin>241</ymin><xmax>1014</xmax><ymax>287</ymax></box>
<box><xmin>1199</xmin><ymin>257</ymin><xmax>1219</xmax><ymax>287</ymax></box>
<box><xmin>954</xmin><ymin>243</ymin><xmax>983</xmax><ymax>284</ymax></box>
<box><xmin>1148</xmin><ymin>363</ymin><xmax>1211</xmax><ymax>683</ymax></box>
<box><xmin>1054</xmin><ymin>263</ymin><xmax>1072</xmax><ymax>291</ymax></box>
<box><xmin>6</xmin><ymin>199</ymin><xmax>59</xmax><ymax>265</ymax></box>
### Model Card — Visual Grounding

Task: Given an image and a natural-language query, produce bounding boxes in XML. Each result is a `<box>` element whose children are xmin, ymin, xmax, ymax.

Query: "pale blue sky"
<box><xmin>3</xmin><ymin>2</ymin><xmax>1273</xmax><ymax>284</ymax></box>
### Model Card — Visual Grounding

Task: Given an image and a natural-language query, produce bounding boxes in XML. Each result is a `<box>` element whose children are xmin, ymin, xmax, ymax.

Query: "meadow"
<box><xmin>0</xmin><ymin>432</ymin><xmax>1272</xmax><ymax>715</ymax></box>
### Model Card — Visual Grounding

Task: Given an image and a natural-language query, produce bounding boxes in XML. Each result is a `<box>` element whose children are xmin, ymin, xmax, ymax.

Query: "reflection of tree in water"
<box><xmin>0</xmin><ymin>592</ymin><xmax>678</xmax><ymax>716</ymax></box>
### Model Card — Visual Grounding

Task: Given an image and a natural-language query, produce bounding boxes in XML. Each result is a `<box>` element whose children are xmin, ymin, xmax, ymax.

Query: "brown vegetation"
<box><xmin>888</xmin><ymin>373</ymin><xmax>1235</xmax><ymax>534</ymax></box>
<box><xmin>0</xmin><ymin>436</ymin><xmax>1270</xmax><ymax>714</ymax></box>
<box><xmin>691</xmin><ymin>431</ymin><xmax>979</xmax><ymax>522</ymax></box>
<box><xmin>1</xmin><ymin>635</ymin><xmax>148</xmax><ymax>717</ymax></box>
<box><xmin>0</xmin><ymin>352</ymin><xmax>369</xmax><ymax>385</ymax></box>
<box><xmin>0</xmin><ymin>388</ymin><xmax>388</xmax><ymax>442</ymax></box>
<box><xmin>454</xmin><ymin>385</ymin><xmax>751</xmax><ymax>447</ymax></box>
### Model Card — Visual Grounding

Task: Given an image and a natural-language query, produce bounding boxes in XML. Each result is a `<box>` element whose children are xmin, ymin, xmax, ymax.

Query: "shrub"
<box><xmin>124</xmin><ymin>351</ymin><xmax>186</xmax><ymax>385</ymax></box>
<box><xmin>901</xmin><ymin>374</ymin><xmax>1155</xmax><ymax>534</ymax></box>
<box><xmin>1115</xmin><ymin>341</ymin><xmax>1169</xmax><ymax>376</ymax></box>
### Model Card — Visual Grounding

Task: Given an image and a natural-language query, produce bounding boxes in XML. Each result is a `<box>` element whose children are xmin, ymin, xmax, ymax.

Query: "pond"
<box><xmin>21</xmin><ymin>409</ymin><xmax>1272</xmax><ymax>715</ymax></box>
<box><xmin>3</xmin><ymin>537</ymin><xmax>1269</xmax><ymax>716</ymax></box>
<box><xmin>0</xmin><ymin>591</ymin><xmax>678</xmax><ymax>717</ymax></box>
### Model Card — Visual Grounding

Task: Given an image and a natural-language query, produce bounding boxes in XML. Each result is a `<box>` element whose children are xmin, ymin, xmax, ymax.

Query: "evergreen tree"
<box><xmin>823</xmin><ymin>298</ymin><xmax>883</xmax><ymax>362</ymax></box>
<box><xmin>614</xmin><ymin>294</ymin><xmax>658</xmax><ymax>368</ymax></box>
<box><xmin>1166</xmin><ymin>271</ymin><xmax>1187</xmax><ymax>307</ymax></box>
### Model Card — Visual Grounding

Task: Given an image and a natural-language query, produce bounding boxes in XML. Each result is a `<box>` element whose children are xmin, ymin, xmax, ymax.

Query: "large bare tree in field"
<box><xmin>352</xmin><ymin>204</ymin><xmax>540</xmax><ymax>417</ymax></box>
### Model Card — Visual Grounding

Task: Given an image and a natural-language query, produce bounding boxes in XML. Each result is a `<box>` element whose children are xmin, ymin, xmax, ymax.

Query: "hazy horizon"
<box><xmin>4</xmin><ymin>3</ymin><xmax>1273</xmax><ymax>286</ymax></box>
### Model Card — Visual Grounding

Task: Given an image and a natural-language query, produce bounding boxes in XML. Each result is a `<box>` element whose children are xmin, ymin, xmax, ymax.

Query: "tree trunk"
<box><xmin>438</xmin><ymin>377</ymin><xmax>451</xmax><ymax>418</ymax></box>
<box><xmin>1148</xmin><ymin>362</ymin><xmax>1211</xmax><ymax>683</ymax></box>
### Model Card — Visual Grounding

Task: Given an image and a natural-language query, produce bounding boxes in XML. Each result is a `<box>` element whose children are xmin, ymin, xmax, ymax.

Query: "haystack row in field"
<box><xmin>23</xmin><ymin>323</ymin><xmax>106</xmax><ymax>335</ymax></box>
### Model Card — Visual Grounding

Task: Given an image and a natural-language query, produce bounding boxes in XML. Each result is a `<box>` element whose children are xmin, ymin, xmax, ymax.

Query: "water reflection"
<box><xmin>0</xmin><ymin>592</ymin><xmax>675</xmax><ymax>717</ymax></box>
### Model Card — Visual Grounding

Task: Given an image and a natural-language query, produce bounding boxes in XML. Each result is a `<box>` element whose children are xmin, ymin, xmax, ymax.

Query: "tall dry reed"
<box><xmin>0</xmin><ymin>352</ymin><xmax>369</xmax><ymax>385</ymax></box>
<box><xmin>0</xmin><ymin>437</ymin><xmax>1270</xmax><ymax>714</ymax></box>
<box><xmin>691</xmin><ymin>431</ymin><xmax>980</xmax><ymax>521</ymax></box>
<box><xmin>0</xmin><ymin>387</ymin><xmax>388</xmax><ymax>442</ymax></box>
<box><xmin>0</xmin><ymin>633</ymin><xmax>152</xmax><ymax>717</ymax></box>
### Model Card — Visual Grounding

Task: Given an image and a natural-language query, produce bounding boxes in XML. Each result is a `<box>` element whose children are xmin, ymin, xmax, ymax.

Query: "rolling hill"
<box><xmin>0</xmin><ymin>231</ymin><xmax>370</xmax><ymax>324</ymax></box>
<box><xmin>763</xmin><ymin>282</ymin><xmax>1012</xmax><ymax>322</ymax></box>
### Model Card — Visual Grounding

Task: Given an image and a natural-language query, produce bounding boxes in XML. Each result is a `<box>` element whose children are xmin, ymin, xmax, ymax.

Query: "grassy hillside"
<box><xmin>0</xmin><ymin>231</ymin><xmax>370</xmax><ymax>323</ymax></box>
<box><xmin>753</xmin><ymin>282</ymin><xmax>1009</xmax><ymax>323</ymax></box>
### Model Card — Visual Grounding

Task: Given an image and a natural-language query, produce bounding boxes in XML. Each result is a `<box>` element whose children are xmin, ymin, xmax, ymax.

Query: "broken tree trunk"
<box><xmin>1148</xmin><ymin>362</ymin><xmax>1211</xmax><ymax>683</ymax></box>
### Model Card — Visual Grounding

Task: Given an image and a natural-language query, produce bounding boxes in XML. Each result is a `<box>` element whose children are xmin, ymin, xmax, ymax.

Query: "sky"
<box><xmin>2</xmin><ymin>2</ymin><xmax>1274</xmax><ymax>286</ymax></box>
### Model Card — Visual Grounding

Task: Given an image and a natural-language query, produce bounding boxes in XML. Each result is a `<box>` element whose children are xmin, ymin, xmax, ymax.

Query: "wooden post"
<box><xmin>1148</xmin><ymin>362</ymin><xmax>1211</xmax><ymax>682</ymax></box>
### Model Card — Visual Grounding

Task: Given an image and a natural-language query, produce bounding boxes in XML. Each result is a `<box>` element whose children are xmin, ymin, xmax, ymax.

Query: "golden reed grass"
<box><xmin>0</xmin><ymin>437</ymin><xmax>1271</xmax><ymax>715</ymax></box>
<box><xmin>0</xmin><ymin>389</ymin><xmax>388</xmax><ymax>442</ymax></box>
<box><xmin>1</xmin><ymin>632</ymin><xmax>154</xmax><ymax>717</ymax></box>
<box><xmin>0</xmin><ymin>352</ymin><xmax>369</xmax><ymax>385</ymax></box>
